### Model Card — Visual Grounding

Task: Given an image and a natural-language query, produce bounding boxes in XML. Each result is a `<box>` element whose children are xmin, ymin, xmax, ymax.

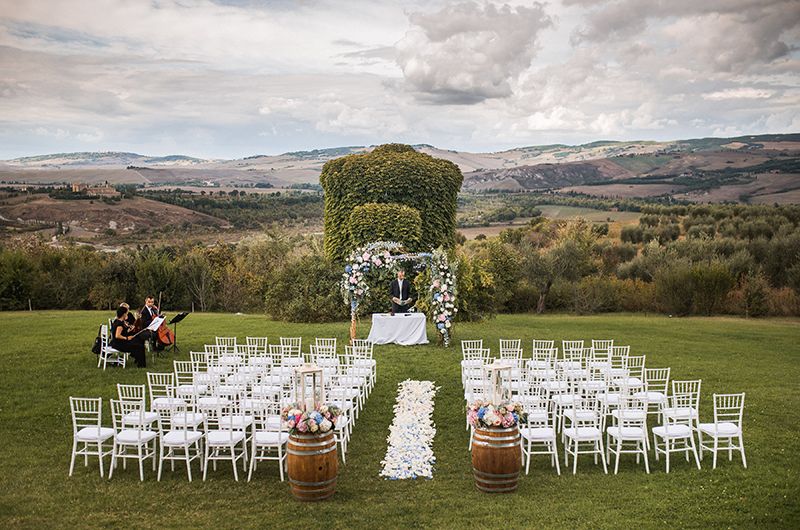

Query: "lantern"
<box><xmin>294</xmin><ymin>364</ymin><xmax>325</xmax><ymax>412</ymax></box>
<box><xmin>487</xmin><ymin>361</ymin><xmax>513</xmax><ymax>404</ymax></box>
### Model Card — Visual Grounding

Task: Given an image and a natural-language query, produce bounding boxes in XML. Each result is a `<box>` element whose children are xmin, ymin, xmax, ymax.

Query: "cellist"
<box><xmin>140</xmin><ymin>295</ymin><xmax>160</xmax><ymax>329</ymax></box>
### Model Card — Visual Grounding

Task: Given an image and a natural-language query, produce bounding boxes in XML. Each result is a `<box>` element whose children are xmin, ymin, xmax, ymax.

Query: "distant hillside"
<box><xmin>2</xmin><ymin>133</ymin><xmax>798</xmax><ymax>203</ymax></box>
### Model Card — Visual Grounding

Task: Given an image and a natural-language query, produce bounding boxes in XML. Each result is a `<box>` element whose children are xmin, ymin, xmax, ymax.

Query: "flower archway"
<box><xmin>340</xmin><ymin>241</ymin><xmax>458</xmax><ymax>346</ymax></box>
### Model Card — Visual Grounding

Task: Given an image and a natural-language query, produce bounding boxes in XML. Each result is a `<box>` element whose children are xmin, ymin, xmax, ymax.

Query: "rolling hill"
<box><xmin>2</xmin><ymin>134</ymin><xmax>798</xmax><ymax>203</ymax></box>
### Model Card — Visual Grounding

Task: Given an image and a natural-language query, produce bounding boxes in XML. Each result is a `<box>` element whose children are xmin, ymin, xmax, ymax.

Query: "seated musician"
<box><xmin>110</xmin><ymin>306</ymin><xmax>147</xmax><ymax>368</ymax></box>
<box><xmin>119</xmin><ymin>302</ymin><xmax>136</xmax><ymax>328</ymax></box>
<box><xmin>140</xmin><ymin>295</ymin><xmax>159</xmax><ymax>329</ymax></box>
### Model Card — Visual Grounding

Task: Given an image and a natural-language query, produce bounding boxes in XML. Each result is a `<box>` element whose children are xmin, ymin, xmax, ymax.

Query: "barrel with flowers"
<box><xmin>467</xmin><ymin>401</ymin><xmax>525</xmax><ymax>493</ymax></box>
<box><xmin>282</xmin><ymin>403</ymin><xmax>342</xmax><ymax>501</ymax></box>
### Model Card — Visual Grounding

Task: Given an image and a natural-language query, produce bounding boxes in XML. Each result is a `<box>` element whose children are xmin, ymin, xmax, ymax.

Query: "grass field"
<box><xmin>1</xmin><ymin>312</ymin><xmax>798</xmax><ymax>528</ymax></box>
<box><xmin>535</xmin><ymin>204</ymin><xmax>642</xmax><ymax>223</ymax></box>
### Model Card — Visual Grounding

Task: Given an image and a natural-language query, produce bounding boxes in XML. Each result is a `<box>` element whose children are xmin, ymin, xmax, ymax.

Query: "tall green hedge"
<box><xmin>350</xmin><ymin>202</ymin><xmax>422</xmax><ymax>249</ymax></box>
<box><xmin>320</xmin><ymin>143</ymin><xmax>463</xmax><ymax>261</ymax></box>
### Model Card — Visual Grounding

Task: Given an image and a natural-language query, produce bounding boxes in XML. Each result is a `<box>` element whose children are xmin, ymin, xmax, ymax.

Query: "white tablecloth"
<box><xmin>366</xmin><ymin>313</ymin><xmax>429</xmax><ymax>346</ymax></box>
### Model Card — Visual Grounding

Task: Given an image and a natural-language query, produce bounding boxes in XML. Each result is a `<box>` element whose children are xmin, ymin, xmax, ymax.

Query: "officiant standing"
<box><xmin>390</xmin><ymin>269</ymin><xmax>413</xmax><ymax>314</ymax></box>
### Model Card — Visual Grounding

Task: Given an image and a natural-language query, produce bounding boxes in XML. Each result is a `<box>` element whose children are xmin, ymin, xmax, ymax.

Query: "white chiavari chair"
<box><xmin>69</xmin><ymin>397</ymin><xmax>114</xmax><ymax>477</ymax></box>
<box><xmin>652</xmin><ymin>392</ymin><xmax>702</xmax><ymax>473</ymax></box>
<box><xmin>698</xmin><ymin>393</ymin><xmax>746</xmax><ymax>469</ymax></box>
<box><xmin>155</xmin><ymin>401</ymin><xmax>204</xmax><ymax>482</ymax></box>
<box><xmin>109</xmin><ymin>399</ymin><xmax>157</xmax><ymax>481</ymax></box>
<box><xmin>563</xmin><ymin>396</ymin><xmax>607</xmax><ymax>475</ymax></box>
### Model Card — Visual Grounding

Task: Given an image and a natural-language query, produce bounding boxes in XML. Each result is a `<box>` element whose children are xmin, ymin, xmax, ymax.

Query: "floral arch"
<box><xmin>340</xmin><ymin>241</ymin><xmax>457</xmax><ymax>346</ymax></box>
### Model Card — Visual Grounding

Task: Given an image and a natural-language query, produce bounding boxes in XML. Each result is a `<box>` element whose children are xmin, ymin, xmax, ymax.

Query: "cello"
<box><xmin>154</xmin><ymin>292</ymin><xmax>175</xmax><ymax>348</ymax></box>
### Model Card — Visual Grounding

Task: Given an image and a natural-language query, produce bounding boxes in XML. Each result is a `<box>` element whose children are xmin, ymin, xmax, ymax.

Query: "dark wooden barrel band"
<box><xmin>289</xmin><ymin>477</ymin><xmax>337</xmax><ymax>487</ymax></box>
<box><xmin>287</xmin><ymin>446</ymin><xmax>336</xmax><ymax>457</ymax></box>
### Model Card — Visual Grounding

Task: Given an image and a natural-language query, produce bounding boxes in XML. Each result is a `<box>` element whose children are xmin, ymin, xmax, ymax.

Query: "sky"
<box><xmin>0</xmin><ymin>0</ymin><xmax>798</xmax><ymax>159</ymax></box>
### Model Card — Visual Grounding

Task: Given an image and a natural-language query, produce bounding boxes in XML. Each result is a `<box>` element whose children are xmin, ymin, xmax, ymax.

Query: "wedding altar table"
<box><xmin>366</xmin><ymin>313</ymin><xmax>429</xmax><ymax>346</ymax></box>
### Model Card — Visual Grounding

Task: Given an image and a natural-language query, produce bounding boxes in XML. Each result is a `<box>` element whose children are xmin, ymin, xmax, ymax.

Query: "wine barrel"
<box><xmin>471</xmin><ymin>426</ymin><xmax>521</xmax><ymax>493</ymax></box>
<box><xmin>287</xmin><ymin>431</ymin><xmax>338</xmax><ymax>501</ymax></box>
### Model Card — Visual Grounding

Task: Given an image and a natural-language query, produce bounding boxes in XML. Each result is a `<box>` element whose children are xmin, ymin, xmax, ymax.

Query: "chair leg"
<box><xmin>157</xmin><ymin>445</ymin><xmax>164</xmax><ymax>481</ymax></box>
<box><xmin>740</xmin><ymin>437</ymin><xmax>747</xmax><ymax>468</ymax></box>
<box><xmin>109</xmin><ymin>443</ymin><xmax>117</xmax><ymax>480</ymax></box>
<box><xmin>614</xmin><ymin>438</ymin><xmax>621</xmax><ymax>475</ymax></box>
<box><xmin>231</xmin><ymin>445</ymin><xmax>239</xmax><ymax>481</ymax></box>
<box><xmin>553</xmin><ymin>441</ymin><xmax>561</xmax><ymax>475</ymax></box>
<box><xmin>186</xmin><ymin>448</ymin><xmax>193</xmax><ymax>482</ymax></box>
<box><xmin>572</xmin><ymin>440</ymin><xmax>578</xmax><ymax>475</ymax></box>
<box><xmin>665</xmin><ymin>445</ymin><xmax>670</xmax><ymax>474</ymax></box>
<box><xmin>247</xmin><ymin>444</ymin><xmax>256</xmax><ymax>482</ymax></box>
<box><xmin>138</xmin><ymin>444</ymin><xmax>145</xmax><ymax>481</ymax></box>
<box><xmin>599</xmin><ymin>439</ymin><xmax>608</xmax><ymax>474</ymax></box>
<box><xmin>69</xmin><ymin>440</ymin><xmax>77</xmax><ymax>477</ymax></box>
<box><xmin>98</xmin><ymin>442</ymin><xmax>105</xmax><ymax>478</ymax></box>
<box><xmin>691</xmin><ymin>436</ymin><xmax>702</xmax><ymax>470</ymax></box>
<box><xmin>642</xmin><ymin>440</ymin><xmax>650</xmax><ymax>474</ymax></box>
<box><xmin>712</xmin><ymin>437</ymin><xmax>718</xmax><ymax>469</ymax></box>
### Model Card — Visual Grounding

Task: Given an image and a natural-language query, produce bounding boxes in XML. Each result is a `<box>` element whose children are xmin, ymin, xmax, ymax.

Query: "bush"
<box><xmin>266</xmin><ymin>250</ymin><xmax>349</xmax><ymax>322</ymax></box>
<box><xmin>349</xmin><ymin>202</ymin><xmax>422</xmax><ymax>250</ymax></box>
<box><xmin>767</xmin><ymin>287</ymin><xmax>800</xmax><ymax>317</ymax></box>
<box><xmin>727</xmin><ymin>270</ymin><xmax>770</xmax><ymax>317</ymax></box>
<box><xmin>654</xmin><ymin>260</ymin><xmax>694</xmax><ymax>315</ymax></box>
<box><xmin>691</xmin><ymin>260</ymin><xmax>735</xmax><ymax>315</ymax></box>
<box><xmin>574</xmin><ymin>276</ymin><xmax>621</xmax><ymax>314</ymax></box>
<box><xmin>320</xmin><ymin>144</ymin><xmax>463</xmax><ymax>260</ymax></box>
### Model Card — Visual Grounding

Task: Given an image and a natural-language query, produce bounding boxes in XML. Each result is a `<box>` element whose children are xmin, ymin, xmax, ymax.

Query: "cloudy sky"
<box><xmin>0</xmin><ymin>0</ymin><xmax>798</xmax><ymax>159</ymax></box>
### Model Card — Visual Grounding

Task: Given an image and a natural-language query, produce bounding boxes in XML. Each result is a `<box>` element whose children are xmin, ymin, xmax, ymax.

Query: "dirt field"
<box><xmin>0</xmin><ymin>195</ymin><xmax>226</xmax><ymax>236</ymax></box>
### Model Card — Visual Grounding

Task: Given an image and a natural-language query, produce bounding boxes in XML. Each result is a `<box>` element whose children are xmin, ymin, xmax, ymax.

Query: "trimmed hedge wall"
<box><xmin>320</xmin><ymin>143</ymin><xmax>463</xmax><ymax>261</ymax></box>
<box><xmin>349</xmin><ymin>202</ymin><xmax>422</xmax><ymax>249</ymax></box>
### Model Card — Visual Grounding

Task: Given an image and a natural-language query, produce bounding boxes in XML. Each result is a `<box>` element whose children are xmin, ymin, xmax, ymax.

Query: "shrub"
<box><xmin>727</xmin><ymin>270</ymin><xmax>770</xmax><ymax>317</ymax></box>
<box><xmin>574</xmin><ymin>276</ymin><xmax>621</xmax><ymax>314</ymax></box>
<box><xmin>349</xmin><ymin>202</ymin><xmax>422</xmax><ymax>249</ymax></box>
<box><xmin>320</xmin><ymin>144</ymin><xmax>463</xmax><ymax>260</ymax></box>
<box><xmin>767</xmin><ymin>287</ymin><xmax>800</xmax><ymax>317</ymax></box>
<box><xmin>654</xmin><ymin>260</ymin><xmax>694</xmax><ymax>315</ymax></box>
<box><xmin>691</xmin><ymin>260</ymin><xmax>735</xmax><ymax>315</ymax></box>
<box><xmin>266</xmin><ymin>250</ymin><xmax>349</xmax><ymax>322</ymax></box>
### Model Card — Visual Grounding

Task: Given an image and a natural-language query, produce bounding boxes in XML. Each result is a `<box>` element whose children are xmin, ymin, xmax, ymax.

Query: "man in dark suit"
<box><xmin>390</xmin><ymin>269</ymin><xmax>413</xmax><ymax>314</ymax></box>
<box><xmin>140</xmin><ymin>295</ymin><xmax>159</xmax><ymax>328</ymax></box>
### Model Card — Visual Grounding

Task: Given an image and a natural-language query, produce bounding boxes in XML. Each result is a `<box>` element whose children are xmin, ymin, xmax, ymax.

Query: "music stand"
<box><xmin>169</xmin><ymin>312</ymin><xmax>190</xmax><ymax>352</ymax></box>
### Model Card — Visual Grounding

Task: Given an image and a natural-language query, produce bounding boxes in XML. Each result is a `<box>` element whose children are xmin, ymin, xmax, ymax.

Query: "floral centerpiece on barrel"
<box><xmin>467</xmin><ymin>399</ymin><xmax>526</xmax><ymax>494</ymax></box>
<box><xmin>467</xmin><ymin>362</ymin><xmax>523</xmax><ymax>493</ymax></box>
<box><xmin>282</xmin><ymin>397</ymin><xmax>343</xmax><ymax>501</ymax></box>
<box><xmin>282</xmin><ymin>403</ymin><xmax>342</xmax><ymax>435</ymax></box>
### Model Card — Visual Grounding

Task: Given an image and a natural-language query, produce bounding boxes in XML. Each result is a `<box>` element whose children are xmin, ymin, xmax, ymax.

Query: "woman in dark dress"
<box><xmin>110</xmin><ymin>306</ymin><xmax>147</xmax><ymax>368</ymax></box>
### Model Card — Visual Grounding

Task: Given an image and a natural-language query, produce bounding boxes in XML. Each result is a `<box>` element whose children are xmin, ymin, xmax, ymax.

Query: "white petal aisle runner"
<box><xmin>380</xmin><ymin>380</ymin><xmax>438</xmax><ymax>480</ymax></box>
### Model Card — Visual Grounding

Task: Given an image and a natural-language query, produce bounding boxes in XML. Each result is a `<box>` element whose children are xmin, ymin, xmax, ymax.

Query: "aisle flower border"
<box><xmin>379</xmin><ymin>380</ymin><xmax>438</xmax><ymax>480</ymax></box>
<box><xmin>340</xmin><ymin>241</ymin><xmax>457</xmax><ymax>346</ymax></box>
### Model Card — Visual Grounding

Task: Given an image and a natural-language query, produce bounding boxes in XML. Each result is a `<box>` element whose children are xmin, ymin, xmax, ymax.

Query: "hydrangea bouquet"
<box><xmin>282</xmin><ymin>403</ymin><xmax>342</xmax><ymax>435</ymax></box>
<box><xmin>466</xmin><ymin>401</ymin><xmax>526</xmax><ymax>429</ymax></box>
<box><xmin>341</xmin><ymin>241</ymin><xmax>400</xmax><ymax>316</ymax></box>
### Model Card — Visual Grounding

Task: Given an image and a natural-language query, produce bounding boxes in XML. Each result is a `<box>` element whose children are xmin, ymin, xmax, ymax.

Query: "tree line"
<box><xmin>1</xmin><ymin>203</ymin><xmax>798</xmax><ymax>319</ymax></box>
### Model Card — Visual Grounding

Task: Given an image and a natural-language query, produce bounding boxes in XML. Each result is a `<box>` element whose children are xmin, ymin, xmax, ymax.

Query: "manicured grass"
<box><xmin>0</xmin><ymin>312</ymin><xmax>798</xmax><ymax>528</ymax></box>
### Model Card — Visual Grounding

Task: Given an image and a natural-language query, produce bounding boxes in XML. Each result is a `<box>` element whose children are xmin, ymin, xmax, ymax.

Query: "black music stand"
<box><xmin>169</xmin><ymin>312</ymin><xmax>190</xmax><ymax>352</ymax></box>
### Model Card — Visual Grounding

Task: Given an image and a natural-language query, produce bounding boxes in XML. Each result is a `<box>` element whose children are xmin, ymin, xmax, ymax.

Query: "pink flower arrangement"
<box><xmin>281</xmin><ymin>403</ymin><xmax>342</xmax><ymax>435</ymax></box>
<box><xmin>466</xmin><ymin>401</ymin><xmax>526</xmax><ymax>429</ymax></box>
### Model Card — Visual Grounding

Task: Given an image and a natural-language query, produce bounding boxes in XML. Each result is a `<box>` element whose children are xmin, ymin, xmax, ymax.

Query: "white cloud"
<box><xmin>703</xmin><ymin>88</ymin><xmax>775</xmax><ymax>100</ymax></box>
<box><xmin>0</xmin><ymin>0</ymin><xmax>797</xmax><ymax>159</ymax></box>
<box><xmin>396</xmin><ymin>1</ymin><xmax>552</xmax><ymax>103</ymax></box>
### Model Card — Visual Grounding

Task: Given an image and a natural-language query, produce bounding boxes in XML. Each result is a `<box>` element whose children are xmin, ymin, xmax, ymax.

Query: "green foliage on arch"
<box><xmin>349</xmin><ymin>202</ymin><xmax>422</xmax><ymax>249</ymax></box>
<box><xmin>320</xmin><ymin>144</ymin><xmax>463</xmax><ymax>261</ymax></box>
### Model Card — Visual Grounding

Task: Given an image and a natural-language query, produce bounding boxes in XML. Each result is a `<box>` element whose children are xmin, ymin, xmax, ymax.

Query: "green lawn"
<box><xmin>535</xmin><ymin>204</ymin><xmax>641</xmax><ymax>223</ymax></box>
<box><xmin>0</xmin><ymin>312</ymin><xmax>798</xmax><ymax>528</ymax></box>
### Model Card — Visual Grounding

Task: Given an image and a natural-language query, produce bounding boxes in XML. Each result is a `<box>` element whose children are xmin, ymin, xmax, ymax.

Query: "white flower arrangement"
<box><xmin>379</xmin><ymin>380</ymin><xmax>438</xmax><ymax>480</ymax></box>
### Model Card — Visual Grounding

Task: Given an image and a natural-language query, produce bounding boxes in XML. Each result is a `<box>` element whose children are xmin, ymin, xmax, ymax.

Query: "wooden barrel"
<box><xmin>471</xmin><ymin>426</ymin><xmax>521</xmax><ymax>493</ymax></box>
<box><xmin>287</xmin><ymin>431</ymin><xmax>338</xmax><ymax>501</ymax></box>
